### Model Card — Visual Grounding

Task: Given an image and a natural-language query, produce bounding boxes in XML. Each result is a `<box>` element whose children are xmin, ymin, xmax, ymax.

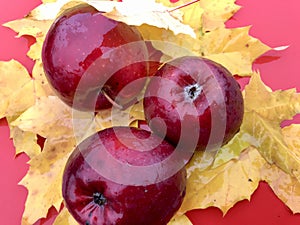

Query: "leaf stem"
<box><xmin>168</xmin><ymin>0</ymin><xmax>201</xmax><ymax>13</ymax></box>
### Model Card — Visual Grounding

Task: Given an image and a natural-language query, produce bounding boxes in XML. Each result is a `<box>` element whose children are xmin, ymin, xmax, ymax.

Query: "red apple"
<box><xmin>62</xmin><ymin>126</ymin><xmax>187</xmax><ymax>225</ymax></box>
<box><xmin>143</xmin><ymin>56</ymin><xmax>244</xmax><ymax>151</ymax></box>
<box><xmin>42</xmin><ymin>4</ymin><xmax>148</xmax><ymax>111</ymax></box>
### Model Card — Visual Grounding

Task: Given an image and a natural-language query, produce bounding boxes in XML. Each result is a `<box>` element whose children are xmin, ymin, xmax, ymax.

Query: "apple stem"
<box><xmin>102</xmin><ymin>90</ymin><xmax>123</xmax><ymax>110</ymax></box>
<box><xmin>168</xmin><ymin>0</ymin><xmax>201</xmax><ymax>13</ymax></box>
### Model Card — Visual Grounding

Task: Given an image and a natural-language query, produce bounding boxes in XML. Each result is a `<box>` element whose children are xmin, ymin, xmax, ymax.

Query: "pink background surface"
<box><xmin>1</xmin><ymin>0</ymin><xmax>300</xmax><ymax>224</ymax></box>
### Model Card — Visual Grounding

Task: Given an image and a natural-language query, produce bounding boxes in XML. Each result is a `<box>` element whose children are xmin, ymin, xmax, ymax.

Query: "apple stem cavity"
<box><xmin>93</xmin><ymin>192</ymin><xmax>107</xmax><ymax>206</ymax></box>
<box><xmin>184</xmin><ymin>83</ymin><xmax>203</xmax><ymax>102</ymax></box>
<box><xmin>168</xmin><ymin>0</ymin><xmax>201</xmax><ymax>13</ymax></box>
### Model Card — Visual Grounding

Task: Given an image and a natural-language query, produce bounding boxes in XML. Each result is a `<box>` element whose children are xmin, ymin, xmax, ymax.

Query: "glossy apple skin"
<box><xmin>62</xmin><ymin>127</ymin><xmax>186</xmax><ymax>225</ymax></box>
<box><xmin>42</xmin><ymin>5</ymin><xmax>148</xmax><ymax>111</ymax></box>
<box><xmin>143</xmin><ymin>56</ymin><xmax>244</xmax><ymax>151</ymax></box>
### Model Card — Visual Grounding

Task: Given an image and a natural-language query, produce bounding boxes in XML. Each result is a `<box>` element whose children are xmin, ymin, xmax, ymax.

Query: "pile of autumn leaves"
<box><xmin>1</xmin><ymin>0</ymin><xmax>300</xmax><ymax>224</ymax></box>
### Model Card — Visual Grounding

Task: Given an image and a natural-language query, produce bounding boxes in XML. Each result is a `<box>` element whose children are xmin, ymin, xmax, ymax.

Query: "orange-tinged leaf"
<box><xmin>180</xmin><ymin>147</ymin><xmax>265</xmax><ymax>214</ymax></box>
<box><xmin>21</xmin><ymin>218</ymin><xmax>32</xmax><ymax>225</ymax></box>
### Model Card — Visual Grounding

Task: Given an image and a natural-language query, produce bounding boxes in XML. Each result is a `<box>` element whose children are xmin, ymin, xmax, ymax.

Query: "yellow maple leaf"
<box><xmin>142</xmin><ymin>0</ymin><xmax>269</xmax><ymax>76</ymax></box>
<box><xmin>180</xmin><ymin>147</ymin><xmax>266</xmax><ymax>214</ymax></box>
<box><xmin>3</xmin><ymin>18</ymin><xmax>52</xmax><ymax>39</ymax></box>
<box><xmin>4</xmin><ymin>12</ymin><xmax>53</xmax><ymax>62</ymax></box>
<box><xmin>10</xmin><ymin>97</ymin><xmax>144</xmax><ymax>222</ymax></box>
<box><xmin>4</xmin><ymin>115</ymin><xmax>42</xmax><ymax>158</ymax></box>
<box><xmin>212</xmin><ymin>132</ymin><xmax>250</xmax><ymax>168</ymax></box>
<box><xmin>158</xmin><ymin>0</ymin><xmax>205</xmax><ymax>33</ymax></box>
<box><xmin>31</xmin><ymin>59</ymin><xmax>54</xmax><ymax>96</ymax></box>
<box><xmin>10</xmin><ymin>97</ymin><xmax>78</xmax><ymax>223</ymax></box>
<box><xmin>20</xmin><ymin>137</ymin><xmax>76</xmax><ymax>224</ymax></box>
<box><xmin>168</xmin><ymin>214</ymin><xmax>193</xmax><ymax>225</ymax></box>
<box><xmin>4</xmin><ymin>0</ymin><xmax>270</xmax><ymax>77</ymax></box>
<box><xmin>159</xmin><ymin>0</ymin><xmax>240</xmax><ymax>33</ymax></box>
<box><xmin>200</xmin><ymin>0</ymin><xmax>240</xmax><ymax>32</ymax></box>
<box><xmin>210</xmin><ymin>124</ymin><xmax>300</xmax><ymax>215</ymax></box>
<box><xmin>281</xmin><ymin>124</ymin><xmax>300</xmax><ymax>161</ymax></box>
<box><xmin>260</xmin><ymin>124</ymin><xmax>300</xmax><ymax>214</ymax></box>
<box><xmin>211</xmin><ymin>72</ymin><xmax>300</xmax><ymax>167</ymax></box>
<box><xmin>95</xmin><ymin>100</ymin><xmax>145</xmax><ymax>129</ymax></box>
<box><xmin>101</xmin><ymin>0</ymin><xmax>196</xmax><ymax>37</ymax></box>
<box><xmin>11</xmin><ymin>96</ymin><xmax>100</xmax><ymax>223</ymax></box>
<box><xmin>262</xmin><ymin>164</ymin><xmax>300</xmax><ymax>214</ymax></box>
<box><xmin>0</xmin><ymin>60</ymin><xmax>47</xmax><ymax>119</ymax></box>
<box><xmin>25</xmin><ymin>0</ymin><xmax>196</xmax><ymax>37</ymax></box>
<box><xmin>53</xmin><ymin>208</ymin><xmax>78</xmax><ymax>225</ymax></box>
<box><xmin>244</xmin><ymin>73</ymin><xmax>300</xmax><ymax>121</ymax></box>
<box><xmin>138</xmin><ymin>26</ymin><xmax>270</xmax><ymax>75</ymax></box>
<box><xmin>259</xmin><ymin>124</ymin><xmax>300</xmax><ymax>214</ymax></box>
<box><xmin>196</xmin><ymin>26</ymin><xmax>271</xmax><ymax>75</ymax></box>
<box><xmin>27</xmin><ymin>39</ymin><xmax>43</xmax><ymax>60</ymax></box>
<box><xmin>0</xmin><ymin>60</ymin><xmax>31</xmax><ymax>118</ymax></box>
<box><xmin>1</xmin><ymin>0</ymin><xmax>297</xmax><ymax>223</ymax></box>
<box><xmin>11</xmin><ymin>96</ymin><xmax>74</xmax><ymax>139</ymax></box>
<box><xmin>243</xmin><ymin>73</ymin><xmax>300</xmax><ymax>181</ymax></box>
<box><xmin>9</xmin><ymin>126</ymin><xmax>41</xmax><ymax>158</ymax></box>
<box><xmin>24</xmin><ymin>0</ymin><xmax>72</xmax><ymax>20</ymax></box>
